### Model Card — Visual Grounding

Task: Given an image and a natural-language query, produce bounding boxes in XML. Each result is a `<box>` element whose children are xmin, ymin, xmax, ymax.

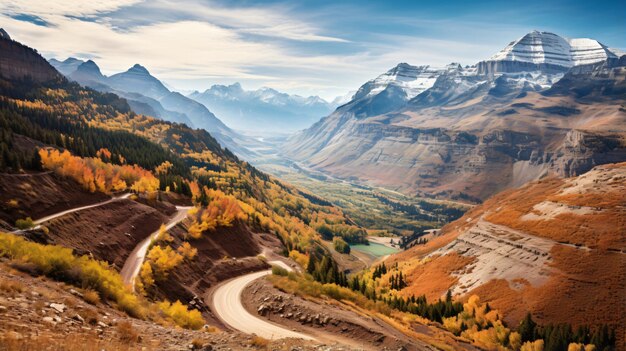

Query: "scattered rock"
<box><xmin>0</xmin><ymin>305</ymin><xmax>7</xmax><ymax>313</ymax></box>
<box><xmin>69</xmin><ymin>289</ymin><xmax>83</xmax><ymax>298</ymax></box>
<box><xmin>50</xmin><ymin>303</ymin><xmax>66</xmax><ymax>313</ymax></box>
<box><xmin>42</xmin><ymin>316</ymin><xmax>55</xmax><ymax>324</ymax></box>
<box><xmin>72</xmin><ymin>314</ymin><xmax>85</xmax><ymax>323</ymax></box>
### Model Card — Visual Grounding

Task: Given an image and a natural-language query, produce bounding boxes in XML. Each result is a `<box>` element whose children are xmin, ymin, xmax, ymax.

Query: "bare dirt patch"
<box><xmin>43</xmin><ymin>199</ymin><xmax>170</xmax><ymax>268</ymax></box>
<box><xmin>0</xmin><ymin>172</ymin><xmax>109</xmax><ymax>224</ymax></box>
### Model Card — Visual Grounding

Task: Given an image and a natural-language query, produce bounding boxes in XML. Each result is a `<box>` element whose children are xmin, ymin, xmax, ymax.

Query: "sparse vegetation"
<box><xmin>0</xmin><ymin>277</ymin><xmax>24</xmax><ymax>296</ymax></box>
<box><xmin>332</xmin><ymin>236</ymin><xmax>350</xmax><ymax>254</ymax></box>
<box><xmin>82</xmin><ymin>289</ymin><xmax>100</xmax><ymax>305</ymax></box>
<box><xmin>116</xmin><ymin>321</ymin><xmax>140</xmax><ymax>344</ymax></box>
<box><xmin>14</xmin><ymin>217</ymin><xmax>34</xmax><ymax>229</ymax></box>
<box><xmin>0</xmin><ymin>232</ymin><xmax>207</xmax><ymax>330</ymax></box>
<box><xmin>157</xmin><ymin>300</ymin><xmax>205</xmax><ymax>330</ymax></box>
<box><xmin>0</xmin><ymin>232</ymin><xmax>145</xmax><ymax>318</ymax></box>
<box><xmin>250</xmin><ymin>335</ymin><xmax>270</xmax><ymax>348</ymax></box>
<box><xmin>271</xmin><ymin>265</ymin><xmax>289</xmax><ymax>276</ymax></box>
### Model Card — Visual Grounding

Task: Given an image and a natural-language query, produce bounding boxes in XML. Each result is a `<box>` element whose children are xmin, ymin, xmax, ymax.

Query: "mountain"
<box><xmin>108</xmin><ymin>64</ymin><xmax>171</xmax><ymax>100</ymax></box>
<box><xmin>48</xmin><ymin>57</ymin><xmax>84</xmax><ymax>76</ymax></box>
<box><xmin>51</xmin><ymin>59</ymin><xmax>256</xmax><ymax>158</ymax></box>
<box><xmin>283</xmin><ymin>31</ymin><xmax>626</xmax><ymax>201</ymax></box>
<box><xmin>188</xmin><ymin>83</ymin><xmax>336</xmax><ymax>133</ymax></box>
<box><xmin>68</xmin><ymin>59</ymin><xmax>106</xmax><ymax>85</ymax></box>
<box><xmin>343</xmin><ymin>63</ymin><xmax>447</xmax><ymax>119</ymax></box>
<box><xmin>388</xmin><ymin>162</ymin><xmax>625</xmax><ymax>333</ymax></box>
<box><xmin>478</xmin><ymin>30</ymin><xmax>619</xmax><ymax>75</ymax></box>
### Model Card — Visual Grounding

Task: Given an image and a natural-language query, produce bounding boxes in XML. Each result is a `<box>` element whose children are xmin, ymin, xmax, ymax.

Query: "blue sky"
<box><xmin>1</xmin><ymin>0</ymin><xmax>624</xmax><ymax>100</ymax></box>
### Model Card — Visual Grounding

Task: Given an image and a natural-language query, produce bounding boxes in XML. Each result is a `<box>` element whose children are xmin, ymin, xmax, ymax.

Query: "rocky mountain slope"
<box><xmin>283</xmin><ymin>31</ymin><xmax>626</xmax><ymax>201</ymax></box>
<box><xmin>387</xmin><ymin>162</ymin><xmax>625</xmax><ymax>342</ymax></box>
<box><xmin>188</xmin><ymin>83</ymin><xmax>336</xmax><ymax>133</ymax></box>
<box><xmin>0</xmin><ymin>35</ymin><xmax>60</xmax><ymax>82</ymax></box>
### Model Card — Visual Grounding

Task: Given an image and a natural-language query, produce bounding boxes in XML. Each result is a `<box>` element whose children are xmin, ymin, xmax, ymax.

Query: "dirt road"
<box><xmin>120</xmin><ymin>206</ymin><xmax>192</xmax><ymax>288</ymax></box>
<box><xmin>211</xmin><ymin>261</ymin><xmax>315</xmax><ymax>341</ymax></box>
<box><xmin>33</xmin><ymin>193</ymin><xmax>132</xmax><ymax>226</ymax></box>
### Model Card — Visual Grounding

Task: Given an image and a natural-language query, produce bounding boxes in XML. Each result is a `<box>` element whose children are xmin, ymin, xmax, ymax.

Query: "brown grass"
<box><xmin>82</xmin><ymin>289</ymin><xmax>100</xmax><ymax>305</ymax></box>
<box><xmin>116</xmin><ymin>321</ymin><xmax>140</xmax><ymax>344</ymax></box>
<box><xmin>249</xmin><ymin>335</ymin><xmax>269</xmax><ymax>349</ymax></box>
<box><xmin>0</xmin><ymin>277</ymin><xmax>24</xmax><ymax>297</ymax></box>
<box><xmin>0</xmin><ymin>331</ymin><xmax>147</xmax><ymax>351</ymax></box>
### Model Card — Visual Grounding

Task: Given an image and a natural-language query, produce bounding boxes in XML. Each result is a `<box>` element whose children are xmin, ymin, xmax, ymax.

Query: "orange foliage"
<box><xmin>187</xmin><ymin>189</ymin><xmax>245</xmax><ymax>238</ymax></box>
<box><xmin>39</xmin><ymin>148</ymin><xmax>158</xmax><ymax>194</ymax></box>
<box><xmin>96</xmin><ymin>148</ymin><xmax>112</xmax><ymax>160</ymax></box>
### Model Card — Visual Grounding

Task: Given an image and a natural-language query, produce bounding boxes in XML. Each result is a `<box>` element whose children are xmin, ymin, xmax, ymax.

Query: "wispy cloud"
<box><xmin>0</xmin><ymin>0</ymin><xmax>623</xmax><ymax>100</ymax></box>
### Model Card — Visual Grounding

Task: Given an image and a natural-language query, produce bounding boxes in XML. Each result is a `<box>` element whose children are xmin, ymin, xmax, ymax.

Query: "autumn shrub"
<box><xmin>177</xmin><ymin>242</ymin><xmax>197</xmax><ymax>260</ymax></box>
<box><xmin>6</xmin><ymin>199</ymin><xmax>18</xmax><ymax>208</ymax></box>
<box><xmin>116</xmin><ymin>321</ymin><xmax>139</xmax><ymax>344</ymax></box>
<box><xmin>288</xmin><ymin>250</ymin><xmax>308</xmax><ymax>268</ymax></box>
<box><xmin>83</xmin><ymin>289</ymin><xmax>100</xmax><ymax>305</ymax></box>
<box><xmin>332</xmin><ymin>236</ymin><xmax>350</xmax><ymax>254</ymax></box>
<box><xmin>567</xmin><ymin>343</ymin><xmax>596</xmax><ymax>351</ymax></box>
<box><xmin>268</xmin><ymin>273</ymin><xmax>383</xmax><ymax>314</ymax></box>
<box><xmin>158</xmin><ymin>300</ymin><xmax>205</xmax><ymax>330</ymax></box>
<box><xmin>0</xmin><ymin>232</ymin><xmax>144</xmax><ymax>318</ymax></box>
<box><xmin>145</xmin><ymin>245</ymin><xmax>183</xmax><ymax>281</ymax></box>
<box><xmin>271</xmin><ymin>265</ymin><xmax>289</xmax><ymax>276</ymax></box>
<box><xmin>250</xmin><ymin>335</ymin><xmax>269</xmax><ymax>349</ymax></box>
<box><xmin>81</xmin><ymin>308</ymin><xmax>100</xmax><ymax>325</ymax></box>
<box><xmin>191</xmin><ymin>338</ymin><xmax>205</xmax><ymax>349</ymax></box>
<box><xmin>0</xmin><ymin>277</ymin><xmax>24</xmax><ymax>296</ymax></box>
<box><xmin>15</xmin><ymin>217</ymin><xmax>34</xmax><ymax>230</ymax></box>
<box><xmin>520</xmin><ymin>340</ymin><xmax>544</xmax><ymax>351</ymax></box>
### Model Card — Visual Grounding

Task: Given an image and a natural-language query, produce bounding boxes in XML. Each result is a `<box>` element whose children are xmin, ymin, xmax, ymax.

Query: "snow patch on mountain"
<box><xmin>488</xmin><ymin>31</ymin><xmax>618</xmax><ymax>68</ymax></box>
<box><xmin>358</xmin><ymin>63</ymin><xmax>445</xmax><ymax>100</ymax></box>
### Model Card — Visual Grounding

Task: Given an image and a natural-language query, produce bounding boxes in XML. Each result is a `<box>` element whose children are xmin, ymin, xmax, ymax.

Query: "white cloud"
<box><xmin>0</xmin><ymin>0</ymin><xmax>539</xmax><ymax>100</ymax></box>
<box><xmin>0</xmin><ymin>0</ymin><xmax>142</xmax><ymax>18</ymax></box>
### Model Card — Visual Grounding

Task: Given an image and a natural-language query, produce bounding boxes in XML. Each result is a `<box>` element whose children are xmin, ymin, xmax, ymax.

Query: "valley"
<box><xmin>0</xmin><ymin>5</ymin><xmax>624</xmax><ymax>351</ymax></box>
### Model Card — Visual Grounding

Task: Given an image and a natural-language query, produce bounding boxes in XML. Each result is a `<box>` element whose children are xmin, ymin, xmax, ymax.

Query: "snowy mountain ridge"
<box><xmin>485</xmin><ymin>30</ymin><xmax>619</xmax><ymax>70</ymax></box>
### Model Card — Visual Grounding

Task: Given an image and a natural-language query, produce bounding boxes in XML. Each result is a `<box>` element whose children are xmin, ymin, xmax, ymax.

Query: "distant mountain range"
<box><xmin>283</xmin><ymin>31</ymin><xmax>626</xmax><ymax>201</ymax></box>
<box><xmin>49</xmin><ymin>58</ymin><xmax>257</xmax><ymax>157</ymax></box>
<box><xmin>188</xmin><ymin>84</ymin><xmax>337</xmax><ymax>133</ymax></box>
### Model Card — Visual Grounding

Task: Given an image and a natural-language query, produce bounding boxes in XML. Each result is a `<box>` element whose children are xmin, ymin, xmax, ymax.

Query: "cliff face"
<box><xmin>284</xmin><ymin>59</ymin><xmax>626</xmax><ymax>201</ymax></box>
<box><xmin>0</xmin><ymin>34</ymin><xmax>60</xmax><ymax>82</ymax></box>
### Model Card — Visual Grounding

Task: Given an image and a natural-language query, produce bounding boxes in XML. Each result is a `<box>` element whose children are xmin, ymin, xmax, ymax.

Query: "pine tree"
<box><xmin>519</xmin><ymin>313</ymin><xmax>537</xmax><ymax>343</ymax></box>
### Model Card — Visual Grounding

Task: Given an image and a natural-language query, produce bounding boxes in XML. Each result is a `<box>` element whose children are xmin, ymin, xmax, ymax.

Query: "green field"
<box><xmin>351</xmin><ymin>242</ymin><xmax>399</xmax><ymax>257</ymax></box>
<box><xmin>254</xmin><ymin>156</ymin><xmax>470</xmax><ymax>236</ymax></box>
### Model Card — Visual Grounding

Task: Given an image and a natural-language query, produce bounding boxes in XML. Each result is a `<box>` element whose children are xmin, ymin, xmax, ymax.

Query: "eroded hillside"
<box><xmin>388</xmin><ymin>163</ymin><xmax>625</xmax><ymax>341</ymax></box>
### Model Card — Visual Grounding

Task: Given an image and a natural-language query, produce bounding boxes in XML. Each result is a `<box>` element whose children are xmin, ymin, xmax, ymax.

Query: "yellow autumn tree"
<box><xmin>521</xmin><ymin>340</ymin><xmax>544</xmax><ymax>351</ymax></box>
<box><xmin>177</xmin><ymin>242</ymin><xmax>197</xmax><ymax>260</ymax></box>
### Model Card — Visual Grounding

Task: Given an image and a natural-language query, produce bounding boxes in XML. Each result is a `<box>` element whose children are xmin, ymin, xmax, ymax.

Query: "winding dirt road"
<box><xmin>33</xmin><ymin>193</ymin><xmax>132</xmax><ymax>226</ymax></box>
<box><xmin>211</xmin><ymin>261</ymin><xmax>316</xmax><ymax>341</ymax></box>
<box><xmin>120</xmin><ymin>206</ymin><xmax>192</xmax><ymax>288</ymax></box>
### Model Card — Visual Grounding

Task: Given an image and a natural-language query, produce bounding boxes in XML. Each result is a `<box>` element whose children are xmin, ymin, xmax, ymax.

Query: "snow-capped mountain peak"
<box><xmin>356</xmin><ymin>63</ymin><xmax>446</xmax><ymax>100</ymax></box>
<box><xmin>486</xmin><ymin>31</ymin><xmax>617</xmax><ymax>70</ymax></box>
